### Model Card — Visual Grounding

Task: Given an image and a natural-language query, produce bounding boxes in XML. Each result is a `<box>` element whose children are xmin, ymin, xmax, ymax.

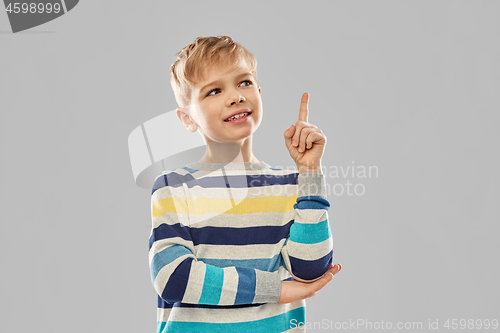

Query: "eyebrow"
<box><xmin>199</xmin><ymin>72</ymin><xmax>253</xmax><ymax>94</ymax></box>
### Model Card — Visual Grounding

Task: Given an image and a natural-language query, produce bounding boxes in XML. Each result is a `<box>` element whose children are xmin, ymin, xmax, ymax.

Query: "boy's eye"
<box><xmin>206</xmin><ymin>80</ymin><xmax>253</xmax><ymax>97</ymax></box>
<box><xmin>240</xmin><ymin>80</ymin><xmax>253</xmax><ymax>87</ymax></box>
<box><xmin>207</xmin><ymin>88</ymin><xmax>221</xmax><ymax>96</ymax></box>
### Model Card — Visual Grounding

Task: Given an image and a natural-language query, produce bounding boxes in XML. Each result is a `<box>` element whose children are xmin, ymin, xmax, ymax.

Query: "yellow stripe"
<box><xmin>152</xmin><ymin>197</ymin><xmax>189</xmax><ymax>217</ymax></box>
<box><xmin>152</xmin><ymin>195</ymin><xmax>297</xmax><ymax>217</ymax></box>
<box><xmin>188</xmin><ymin>196</ymin><xmax>298</xmax><ymax>215</ymax></box>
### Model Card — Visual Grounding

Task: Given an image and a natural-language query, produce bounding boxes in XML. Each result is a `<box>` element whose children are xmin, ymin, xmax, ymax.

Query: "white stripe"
<box><xmin>153</xmin><ymin>210</ymin><xmax>295</xmax><ymax>228</ymax></box>
<box><xmin>218</xmin><ymin>266</ymin><xmax>238</xmax><ymax>305</ymax></box>
<box><xmin>184</xmin><ymin>184</ymin><xmax>298</xmax><ymax>201</ymax></box>
<box><xmin>149</xmin><ymin>237</ymin><xmax>194</xmax><ymax>264</ymax></box>
<box><xmin>152</xmin><ymin>212</ymin><xmax>190</xmax><ymax>229</ymax></box>
<box><xmin>189</xmin><ymin>211</ymin><xmax>295</xmax><ymax>228</ymax></box>
<box><xmin>286</xmin><ymin>237</ymin><xmax>333</xmax><ymax>261</ymax></box>
<box><xmin>181</xmin><ymin>260</ymin><xmax>205</xmax><ymax>304</ymax></box>
<box><xmin>278</xmin><ymin>265</ymin><xmax>293</xmax><ymax>280</ymax></box>
<box><xmin>294</xmin><ymin>210</ymin><xmax>328</xmax><ymax>225</ymax></box>
<box><xmin>157</xmin><ymin>307</ymin><xmax>172</xmax><ymax>322</ymax></box>
<box><xmin>152</xmin><ymin>184</ymin><xmax>186</xmax><ymax>205</ymax></box>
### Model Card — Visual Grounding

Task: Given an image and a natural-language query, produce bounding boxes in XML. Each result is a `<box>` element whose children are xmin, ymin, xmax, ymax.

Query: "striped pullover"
<box><xmin>149</xmin><ymin>161</ymin><xmax>333</xmax><ymax>332</ymax></box>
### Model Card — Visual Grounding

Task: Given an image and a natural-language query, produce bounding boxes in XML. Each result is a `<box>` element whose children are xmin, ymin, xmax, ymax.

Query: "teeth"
<box><xmin>226</xmin><ymin>112</ymin><xmax>249</xmax><ymax>121</ymax></box>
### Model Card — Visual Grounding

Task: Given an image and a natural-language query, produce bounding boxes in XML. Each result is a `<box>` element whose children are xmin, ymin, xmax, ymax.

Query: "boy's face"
<box><xmin>180</xmin><ymin>61</ymin><xmax>262</xmax><ymax>146</ymax></box>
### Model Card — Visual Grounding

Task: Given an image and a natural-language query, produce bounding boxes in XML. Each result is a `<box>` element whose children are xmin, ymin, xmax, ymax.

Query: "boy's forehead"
<box><xmin>193</xmin><ymin>59</ymin><xmax>252</xmax><ymax>87</ymax></box>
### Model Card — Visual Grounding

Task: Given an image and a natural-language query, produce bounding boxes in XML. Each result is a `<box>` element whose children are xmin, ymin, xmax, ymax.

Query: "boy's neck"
<box><xmin>197</xmin><ymin>141</ymin><xmax>259</xmax><ymax>164</ymax></box>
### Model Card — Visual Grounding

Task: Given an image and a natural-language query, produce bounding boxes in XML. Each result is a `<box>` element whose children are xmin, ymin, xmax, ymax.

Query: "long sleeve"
<box><xmin>281</xmin><ymin>172</ymin><xmax>333</xmax><ymax>281</ymax></box>
<box><xmin>149</xmin><ymin>172</ymin><xmax>282</xmax><ymax>306</ymax></box>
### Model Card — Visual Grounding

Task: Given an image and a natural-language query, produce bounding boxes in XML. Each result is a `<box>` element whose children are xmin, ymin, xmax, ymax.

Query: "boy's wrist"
<box><xmin>298</xmin><ymin>164</ymin><xmax>323</xmax><ymax>174</ymax></box>
<box><xmin>298</xmin><ymin>168</ymin><xmax>323</xmax><ymax>174</ymax></box>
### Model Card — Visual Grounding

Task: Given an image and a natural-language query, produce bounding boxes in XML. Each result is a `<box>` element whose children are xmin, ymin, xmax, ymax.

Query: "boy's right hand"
<box><xmin>278</xmin><ymin>264</ymin><xmax>342</xmax><ymax>304</ymax></box>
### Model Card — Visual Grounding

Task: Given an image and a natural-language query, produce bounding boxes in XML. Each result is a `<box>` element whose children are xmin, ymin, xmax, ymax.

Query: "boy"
<box><xmin>149</xmin><ymin>35</ymin><xmax>341</xmax><ymax>332</ymax></box>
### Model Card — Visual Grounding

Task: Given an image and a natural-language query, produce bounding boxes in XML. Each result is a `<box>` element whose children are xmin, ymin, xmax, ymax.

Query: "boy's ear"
<box><xmin>176</xmin><ymin>106</ymin><xmax>198</xmax><ymax>133</ymax></box>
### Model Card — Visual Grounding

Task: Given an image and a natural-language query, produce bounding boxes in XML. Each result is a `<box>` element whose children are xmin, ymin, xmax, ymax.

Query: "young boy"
<box><xmin>149</xmin><ymin>35</ymin><xmax>341</xmax><ymax>332</ymax></box>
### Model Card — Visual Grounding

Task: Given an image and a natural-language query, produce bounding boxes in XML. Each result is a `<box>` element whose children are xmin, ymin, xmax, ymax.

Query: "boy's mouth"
<box><xmin>224</xmin><ymin>111</ymin><xmax>252</xmax><ymax>122</ymax></box>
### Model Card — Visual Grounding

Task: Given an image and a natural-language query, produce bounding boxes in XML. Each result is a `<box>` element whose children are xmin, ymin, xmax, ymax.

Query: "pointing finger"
<box><xmin>299</xmin><ymin>92</ymin><xmax>309</xmax><ymax>123</ymax></box>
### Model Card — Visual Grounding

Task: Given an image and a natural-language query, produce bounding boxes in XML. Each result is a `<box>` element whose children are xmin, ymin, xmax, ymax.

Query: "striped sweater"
<box><xmin>149</xmin><ymin>161</ymin><xmax>333</xmax><ymax>332</ymax></box>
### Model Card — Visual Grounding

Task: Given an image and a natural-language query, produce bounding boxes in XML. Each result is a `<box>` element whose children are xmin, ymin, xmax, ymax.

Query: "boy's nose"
<box><xmin>227</xmin><ymin>93</ymin><xmax>246</xmax><ymax>106</ymax></box>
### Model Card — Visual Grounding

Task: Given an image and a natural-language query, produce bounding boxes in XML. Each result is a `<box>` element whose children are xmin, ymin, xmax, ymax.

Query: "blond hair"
<box><xmin>170</xmin><ymin>35</ymin><xmax>257</xmax><ymax>107</ymax></box>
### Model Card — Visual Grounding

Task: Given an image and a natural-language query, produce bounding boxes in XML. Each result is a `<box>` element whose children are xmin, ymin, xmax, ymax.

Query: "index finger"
<box><xmin>299</xmin><ymin>92</ymin><xmax>309</xmax><ymax>122</ymax></box>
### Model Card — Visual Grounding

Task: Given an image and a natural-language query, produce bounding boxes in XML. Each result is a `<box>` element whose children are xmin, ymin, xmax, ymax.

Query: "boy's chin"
<box><xmin>229</xmin><ymin>131</ymin><xmax>255</xmax><ymax>142</ymax></box>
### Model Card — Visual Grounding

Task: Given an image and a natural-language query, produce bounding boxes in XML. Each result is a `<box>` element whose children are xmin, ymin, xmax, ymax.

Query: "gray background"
<box><xmin>1</xmin><ymin>1</ymin><xmax>499</xmax><ymax>332</ymax></box>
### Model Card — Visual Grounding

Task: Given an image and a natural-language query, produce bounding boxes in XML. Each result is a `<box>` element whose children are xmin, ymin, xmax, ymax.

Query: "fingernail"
<box><xmin>293</xmin><ymin>141</ymin><xmax>297</xmax><ymax>146</ymax></box>
<box><xmin>299</xmin><ymin>148</ymin><xmax>303</xmax><ymax>152</ymax></box>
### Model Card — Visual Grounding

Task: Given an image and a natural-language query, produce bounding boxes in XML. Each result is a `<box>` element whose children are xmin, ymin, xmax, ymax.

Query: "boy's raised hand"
<box><xmin>278</xmin><ymin>264</ymin><xmax>342</xmax><ymax>304</ymax></box>
<box><xmin>284</xmin><ymin>93</ymin><xmax>327</xmax><ymax>173</ymax></box>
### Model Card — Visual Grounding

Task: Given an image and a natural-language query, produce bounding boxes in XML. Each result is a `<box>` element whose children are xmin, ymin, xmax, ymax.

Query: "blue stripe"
<box><xmin>234</xmin><ymin>267</ymin><xmax>256</xmax><ymax>305</ymax></box>
<box><xmin>191</xmin><ymin>221</ymin><xmax>293</xmax><ymax>246</ymax></box>
<box><xmin>182</xmin><ymin>166</ymin><xmax>199</xmax><ymax>173</ymax></box>
<box><xmin>289</xmin><ymin>250</ymin><xmax>333</xmax><ymax>280</ymax></box>
<box><xmin>198</xmin><ymin>254</ymin><xmax>282</xmax><ymax>272</ymax></box>
<box><xmin>150</xmin><ymin>245</ymin><xmax>192</xmax><ymax>283</ymax></box>
<box><xmin>196</xmin><ymin>174</ymin><xmax>298</xmax><ymax>189</ymax></box>
<box><xmin>150</xmin><ymin>221</ymin><xmax>293</xmax><ymax>249</ymax></box>
<box><xmin>152</xmin><ymin>172</ymin><xmax>299</xmax><ymax>194</ymax></box>
<box><xmin>293</xmin><ymin>195</ymin><xmax>330</xmax><ymax>210</ymax></box>
<box><xmin>160</xmin><ymin>258</ymin><xmax>193</xmax><ymax>303</ymax></box>
<box><xmin>149</xmin><ymin>223</ymin><xmax>191</xmax><ymax>250</ymax></box>
<box><xmin>289</xmin><ymin>219</ymin><xmax>331</xmax><ymax>244</ymax></box>
<box><xmin>198</xmin><ymin>265</ymin><xmax>224</xmax><ymax>305</ymax></box>
<box><xmin>157</xmin><ymin>306</ymin><xmax>305</xmax><ymax>333</ymax></box>
<box><xmin>158</xmin><ymin>301</ymin><xmax>264</xmax><ymax>309</ymax></box>
<box><xmin>152</xmin><ymin>172</ymin><xmax>195</xmax><ymax>194</ymax></box>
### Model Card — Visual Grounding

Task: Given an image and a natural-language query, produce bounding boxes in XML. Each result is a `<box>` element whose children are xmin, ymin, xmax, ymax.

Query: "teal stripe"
<box><xmin>157</xmin><ymin>306</ymin><xmax>305</xmax><ymax>333</ymax></box>
<box><xmin>198</xmin><ymin>265</ymin><xmax>224</xmax><ymax>305</ymax></box>
<box><xmin>289</xmin><ymin>219</ymin><xmax>331</xmax><ymax>244</ymax></box>
<box><xmin>157</xmin><ymin>321</ymin><xmax>166</xmax><ymax>333</ymax></box>
<box><xmin>150</xmin><ymin>245</ymin><xmax>192</xmax><ymax>283</ymax></box>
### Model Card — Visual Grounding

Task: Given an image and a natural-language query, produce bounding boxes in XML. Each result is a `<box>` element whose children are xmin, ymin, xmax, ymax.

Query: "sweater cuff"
<box><xmin>253</xmin><ymin>270</ymin><xmax>282</xmax><ymax>303</ymax></box>
<box><xmin>298</xmin><ymin>172</ymin><xmax>327</xmax><ymax>199</ymax></box>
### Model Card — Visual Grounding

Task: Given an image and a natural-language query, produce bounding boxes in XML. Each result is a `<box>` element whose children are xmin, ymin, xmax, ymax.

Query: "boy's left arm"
<box><xmin>281</xmin><ymin>92</ymin><xmax>334</xmax><ymax>282</ymax></box>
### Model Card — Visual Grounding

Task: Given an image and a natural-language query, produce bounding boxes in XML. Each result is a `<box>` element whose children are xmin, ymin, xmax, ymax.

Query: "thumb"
<box><xmin>311</xmin><ymin>270</ymin><xmax>334</xmax><ymax>292</ymax></box>
<box><xmin>284</xmin><ymin>125</ymin><xmax>295</xmax><ymax>147</ymax></box>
